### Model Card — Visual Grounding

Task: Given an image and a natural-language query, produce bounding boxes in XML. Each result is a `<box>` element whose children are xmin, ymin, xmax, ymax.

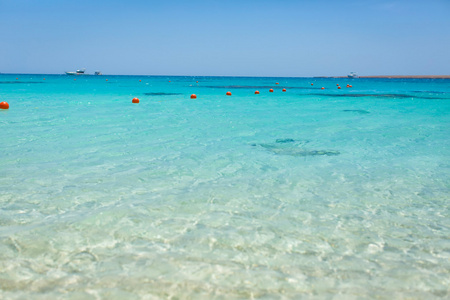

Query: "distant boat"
<box><xmin>94</xmin><ymin>71</ymin><xmax>102</xmax><ymax>75</ymax></box>
<box><xmin>65</xmin><ymin>69</ymin><xmax>86</xmax><ymax>75</ymax></box>
<box><xmin>348</xmin><ymin>72</ymin><xmax>358</xmax><ymax>78</ymax></box>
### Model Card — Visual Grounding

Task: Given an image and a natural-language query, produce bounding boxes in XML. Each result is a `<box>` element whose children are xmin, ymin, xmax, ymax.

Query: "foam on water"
<box><xmin>1</xmin><ymin>75</ymin><xmax>449</xmax><ymax>298</ymax></box>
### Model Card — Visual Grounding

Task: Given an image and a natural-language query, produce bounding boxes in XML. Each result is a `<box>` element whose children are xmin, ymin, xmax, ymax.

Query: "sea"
<box><xmin>1</xmin><ymin>74</ymin><xmax>449</xmax><ymax>299</ymax></box>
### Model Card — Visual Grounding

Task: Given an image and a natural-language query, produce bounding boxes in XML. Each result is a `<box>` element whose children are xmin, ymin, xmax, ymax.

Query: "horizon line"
<box><xmin>1</xmin><ymin>73</ymin><xmax>450</xmax><ymax>79</ymax></box>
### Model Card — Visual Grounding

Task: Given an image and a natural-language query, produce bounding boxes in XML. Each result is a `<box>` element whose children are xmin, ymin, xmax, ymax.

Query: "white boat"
<box><xmin>348</xmin><ymin>72</ymin><xmax>358</xmax><ymax>78</ymax></box>
<box><xmin>65</xmin><ymin>69</ymin><xmax>86</xmax><ymax>75</ymax></box>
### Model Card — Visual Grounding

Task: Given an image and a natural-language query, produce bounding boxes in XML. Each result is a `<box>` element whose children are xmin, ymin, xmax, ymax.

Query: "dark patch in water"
<box><xmin>252</xmin><ymin>140</ymin><xmax>338</xmax><ymax>157</ymax></box>
<box><xmin>144</xmin><ymin>92</ymin><xmax>183</xmax><ymax>96</ymax></box>
<box><xmin>266</xmin><ymin>146</ymin><xmax>340</xmax><ymax>157</ymax></box>
<box><xmin>342</xmin><ymin>109</ymin><xmax>370</xmax><ymax>114</ymax></box>
<box><xmin>305</xmin><ymin>93</ymin><xmax>442</xmax><ymax>99</ymax></box>
<box><xmin>0</xmin><ymin>81</ymin><xmax>44</xmax><ymax>84</ymax></box>
<box><xmin>276</xmin><ymin>138</ymin><xmax>295</xmax><ymax>143</ymax></box>
<box><xmin>199</xmin><ymin>85</ymin><xmax>318</xmax><ymax>90</ymax></box>
<box><xmin>413</xmin><ymin>91</ymin><xmax>448</xmax><ymax>94</ymax></box>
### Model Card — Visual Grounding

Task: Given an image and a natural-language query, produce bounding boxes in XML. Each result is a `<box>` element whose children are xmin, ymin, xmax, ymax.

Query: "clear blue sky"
<box><xmin>1</xmin><ymin>0</ymin><xmax>449</xmax><ymax>76</ymax></box>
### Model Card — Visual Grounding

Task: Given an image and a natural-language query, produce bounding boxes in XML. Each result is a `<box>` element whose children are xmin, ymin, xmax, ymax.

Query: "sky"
<box><xmin>1</xmin><ymin>0</ymin><xmax>449</xmax><ymax>76</ymax></box>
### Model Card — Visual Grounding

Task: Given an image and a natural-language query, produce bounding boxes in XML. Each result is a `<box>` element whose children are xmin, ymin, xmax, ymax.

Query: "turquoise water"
<box><xmin>1</xmin><ymin>75</ymin><xmax>449</xmax><ymax>299</ymax></box>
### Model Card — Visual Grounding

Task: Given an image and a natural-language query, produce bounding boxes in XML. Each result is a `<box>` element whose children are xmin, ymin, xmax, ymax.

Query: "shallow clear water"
<box><xmin>1</xmin><ymin>75</ymin><xmax>449</xmax><ymax>299</ymax></box>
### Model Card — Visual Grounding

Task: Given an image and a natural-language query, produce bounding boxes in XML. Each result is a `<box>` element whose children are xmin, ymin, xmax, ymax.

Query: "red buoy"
<box><xmin>311</xmin><ymin>83</ymin><xmax>314</xmax><ymax>86</ymax></box>
<box><xmin>321</xmin><ymin>87</ymin><xmax>325</xmax><ymax>90</ymax></box>
<box><xmin>255</xmin><ymin>91</ymin><xmax>260</xmax><ymax>94</ymax></box>
<box><xmin>16</xmin><ymin>78</ymin><xmax>18</xmax><ymax>80</ymax></box>
<box><xmin>139</xmin><ymin>80</ymin><xmax>141</xmax><ymax>82</ymax></box>
<box><xmin>282</xmin><ymin>88</ymin><xmax>286</xmax><ymax>92</ymax></box>
<box><xmin>0</xmin><ymin>102</ymin><xmax>9</xmax><ymax>109</ymax></box>
<box><xmin>336</xmin><ymin>84</ymin><xmax>339</xmax><ymax>86</ymax></box>
<box><xmin>226</xmin><ymin>91</ymin><xmax>232</xmax><ymax>96</ymax></box>
<box><xmin>190</xmin><ymin>94</ymin><xmax>197</xmax><ymax>99</ymax></box>
<box><xmin>276</xmin><ymin>82</ymin><xmax>279</xmax><ymax>85</ymax></box>
<box><xmin>269</xmin><ymin>89</ymin><xmax>274</xmax><ymax>92</ymax></box>
<box><xmin>132</xmin><ymin>98</ymin><xmax>140</xmax><ymax>103</ymax></box>
<box><xmin>338</xmin><ymin>86</ymin><xmax>341</xmax><ymax>89</ymax></box>
<box><xmin>106</xmin><ymin>79</ymin><xmax>108</xmax><ymax>81</ymax></box>
<box><xmin>196</xmin><ymin>81</ymin><xmax>199</xmax><ymax>83</ymax></box>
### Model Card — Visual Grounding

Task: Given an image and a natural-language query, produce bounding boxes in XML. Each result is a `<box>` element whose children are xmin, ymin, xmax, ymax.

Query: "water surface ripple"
<box><xmin>1</xmin><ymin>75</ymin><xmax>449</xmax><ymax>299</ymax></box>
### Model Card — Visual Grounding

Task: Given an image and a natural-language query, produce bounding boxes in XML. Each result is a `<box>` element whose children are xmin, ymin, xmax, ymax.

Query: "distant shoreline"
<box><xmin>334</xmin><ymin>75</ymin><xmax>450</xmax><ymax>79</ymax></box>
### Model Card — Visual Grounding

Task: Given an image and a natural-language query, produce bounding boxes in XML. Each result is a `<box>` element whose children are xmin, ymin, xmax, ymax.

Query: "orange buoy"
<box><xmin>276</xmin><ymin>82</ymin><xmax>279</xmax><ymax>85</ymax></box>
<box><xmin>169</xmin><ymin>81</ymin><xmax>171</xmax><ymax>82</ymax></box>
<box><xmin>43</xmin><ymin>78</ymin><xmax>45</xmax><ymax>80</ymax></box>
<box><xmin>0</xmin><ymin>101</ymin><xmax>9</xmax><ymax>109</ymax></box>
<box><xmin>16</xmin><ymin>78</ymin><xmax>18</xmax><ymax>80</ymax></box>
<box><xmin>269</xmin><ymin>89</ymin><xmax>274</xmax><ymax>92</ymax></box>
<box><xmin>311</xmin><ymin>83</ymin><xmax>314</xmax><ymax>86</ymax></box>
<box><xmin>196</xmin><ymin>81</ymin><xmax>199</xmax><ymax>83</ymax></box>
<box><xmin>74</xmin><ymin>79</ymin><xmax>76</xmax><ymax>81</ymax></box>
<box><xmin>336</xmin><ymin>84</ymin><xmax>339</xmax><ymax>86</ymax></box>
<box><xmin>349</xmin><ymin>85</ymin><xmax>352</xmax><ymax>88</ymax></box>
<box><xmin>282</xmin><ymin>88</ymin><xmax>286</xmax><ymax>92</ymax></box>
<box><xmin>255</xmin><ymin>91</ymin><xmax>260</xmax><ymax>94</ymax></box>
<box><xmin>132</xmin><ymin>97</ymin><xmax>140</xmax><ymax>103</ymax></box>
<box><xmin>139</xmin><ymin>80</ymin><xmax>141</xmax><ymax>82</ymax></box>
<box><xmin>226</xmin><ymin>91</ymin><xmax>232</xmax><ymax>96</ymax></box>
<box><xmin>321</xmin><ymin>87</ymin><xmax>325</xmax><ymax>90</ymax></box>
<box><xmin>190</xmin><ymin>94</ymin><xmax>197</xmax><ymax>99</ymax></box>
<box><xmin>338</xmin><ymin>86</ymin><xmax>341</xmax><ymax>89</ymax></box>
